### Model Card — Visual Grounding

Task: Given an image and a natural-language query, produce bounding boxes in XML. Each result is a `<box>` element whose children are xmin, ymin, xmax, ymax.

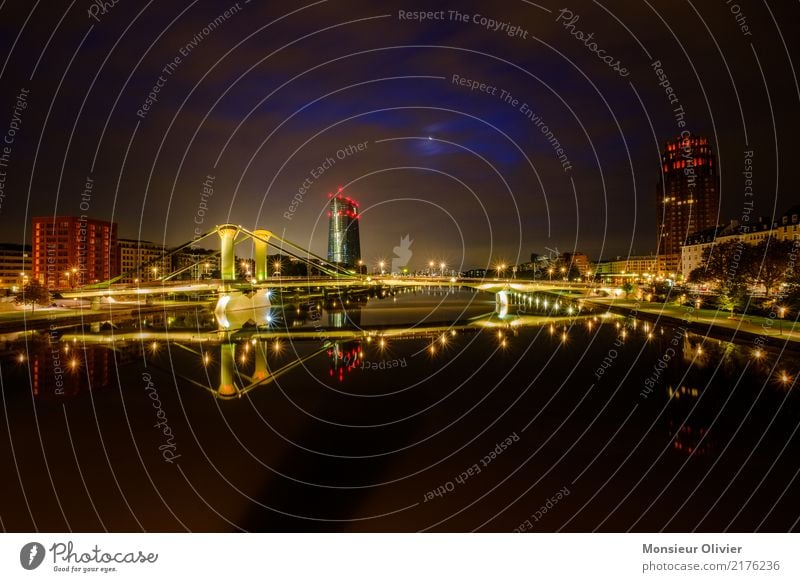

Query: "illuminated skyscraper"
<box><xmin>327</xmin><ymin>191</ymin><xmax>361</xmax><ymax>269</ymax></box>
<box><xmin>657</xmin><ymin>134</ymin><xmax>719</xmax><ymax>275</ymax></box>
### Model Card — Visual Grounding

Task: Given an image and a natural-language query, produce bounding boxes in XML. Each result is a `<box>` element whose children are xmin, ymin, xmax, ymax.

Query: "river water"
<box><xmin>1</xmin><ymin>287</ymin><xmax>798</xmax><ymax>531</ymax></box>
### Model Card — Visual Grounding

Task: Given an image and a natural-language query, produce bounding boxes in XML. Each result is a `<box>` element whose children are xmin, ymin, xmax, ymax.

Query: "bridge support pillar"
<box><xmin>218</xmin><ymin>225</ymin><xmax>238</xmax><ymax>282</ymax></box>
<box><xmin>253</xmin><ymin>229</ymin><xmax>271</xmax><ymax>282</ymax></box>
<box><xmin>495</xmin><ymin>290</ymin><xmax>509</xmax><ymax>318</ymax></box>
<box><xmin>218</xmin><ymin>341</ymin><xmax>236</xmax><ymax>398</ymax></box>
<box><xmin>253</xmin><ymin>340</ymin><xmax>269</xmax><ymax>381</ymax></box>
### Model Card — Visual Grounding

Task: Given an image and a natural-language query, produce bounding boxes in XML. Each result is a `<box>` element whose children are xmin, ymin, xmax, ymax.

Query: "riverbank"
<box><xmin>0</xmin><ymin>301</ymin><xmax>208</xmax><ymax>334</ymax></box>
<box><xmin>585</xmin><ymin>297</ymin><xmax>800</xmax><ymax>347</ymax></box>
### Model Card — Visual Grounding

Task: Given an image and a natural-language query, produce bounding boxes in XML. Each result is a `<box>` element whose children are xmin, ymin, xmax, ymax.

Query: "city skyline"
<box><xmin>0</xmin><ymin>2</ymin><xmax>797</xmax><ymax>267</ymax></box>
<box><xmin>14</xmin><ymin>185</ymin><xmax>800</xmax><ymax>290</ymax></box>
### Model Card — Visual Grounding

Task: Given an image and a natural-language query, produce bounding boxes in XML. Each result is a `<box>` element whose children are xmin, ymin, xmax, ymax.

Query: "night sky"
<box><xmin>0</xmin><ymin>0</ymin><xmax>797</xmax><ymax>272</ymax></box>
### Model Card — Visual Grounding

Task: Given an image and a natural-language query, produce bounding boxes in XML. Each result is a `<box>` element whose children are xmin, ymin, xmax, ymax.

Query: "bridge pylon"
<box><xmin>253</xmin><ymin>229</ymin><xmax>271</xmax><ymax>282</ymax></box>
<box><xmin>218</xmin><ymin>224</ymin><xmax>238</xmax><ymax>282</ymax></box>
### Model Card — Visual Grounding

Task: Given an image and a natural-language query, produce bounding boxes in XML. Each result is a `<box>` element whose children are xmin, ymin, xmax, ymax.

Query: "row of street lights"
<box><xmin>370</xmin><ymin>260</ymin><xmax>449</xmax><ymax>276</ymax></box>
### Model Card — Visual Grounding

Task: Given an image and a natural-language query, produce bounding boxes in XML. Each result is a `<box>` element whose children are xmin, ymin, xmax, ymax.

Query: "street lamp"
<box><xmin>560</xmin><ymin>266</ymin><xmax>566</xmax><ymax>280</ymax></box>
<box><xmin>429</xmin><ymin>261</ymin><xmax>435</xmax><ymax>276</ymax></box>
<box><xmin>779</xmin><ymin>306</ymin><xmax>786</xmax><ymax>335</ymax></box>
<box><xmin>548</xmin><ymin>268</ymin><xmax>554</xmax><ymax>281</ymax></box>
<box><xmin>379</xmin><ymin>261</ymin><xmax>385</xmax><ymax>275</ymax></box>
<box><xmin>440</xmin><ymin>262</ymin><xmax>446</xmax><ymax>276</ymax></box>
<box><xmin>151</xmin><ymin>266</ymin><xmax>158</xmax><ymax>280</ymax></box>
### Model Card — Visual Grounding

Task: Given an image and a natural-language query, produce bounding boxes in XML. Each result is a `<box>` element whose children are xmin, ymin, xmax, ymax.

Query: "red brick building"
<box><xmin>32</xmin><ymin>216</ymin><xmax>117</xmax><ymax>289</ymax></box>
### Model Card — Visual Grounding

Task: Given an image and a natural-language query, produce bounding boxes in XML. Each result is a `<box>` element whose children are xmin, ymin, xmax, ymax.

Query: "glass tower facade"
<box><xmin>327</xmin><ymin>192</ymin><xmax>361</xmax><ymax>269</ymax></box>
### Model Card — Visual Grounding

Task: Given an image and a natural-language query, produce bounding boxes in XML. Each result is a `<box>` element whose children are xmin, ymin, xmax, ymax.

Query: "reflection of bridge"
<box><xmin>60</xmin><ymin>306</ymin><xmax>594</xmax><ymax>400</ymax></box>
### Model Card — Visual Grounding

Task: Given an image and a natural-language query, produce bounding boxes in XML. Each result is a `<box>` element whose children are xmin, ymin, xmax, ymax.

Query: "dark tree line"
<box><xmin>688</xmin><ymin>237</ymin><xmax>797</xmax><ymax>297</ymax></box>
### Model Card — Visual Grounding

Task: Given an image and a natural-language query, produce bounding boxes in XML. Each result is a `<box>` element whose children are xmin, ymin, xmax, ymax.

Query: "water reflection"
<box><xmin>3</xmin><ymin>288</ymin><xmax>800</xmax><ymax>531</ymax></box>
<box><xmin>6</xmin><ymin>297</ymin><xmax>798</xmax><ymax>408</ymax></box>
<box><xmin>27</xmin><ymin>342</ymin><xmax>113</xmax><ymax>402</ymax></box>
<box><xmin>328</xmin><ymin>341</ymin><xmax>362</xmax><ymax>383</ymax></box>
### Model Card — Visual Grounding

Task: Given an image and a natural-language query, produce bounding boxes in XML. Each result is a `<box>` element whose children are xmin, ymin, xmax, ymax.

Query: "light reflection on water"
<box><xmin>1</xmin><ymin>287</ymin><xmax>799</xmax><ymax>532</ymax></box>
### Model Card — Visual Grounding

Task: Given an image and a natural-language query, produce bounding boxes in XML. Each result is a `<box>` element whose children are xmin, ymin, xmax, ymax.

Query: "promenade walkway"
<box><xmin>585</xmin><ymin>296</ymin><xmax>800</xmax><ymax>346</ymax></box>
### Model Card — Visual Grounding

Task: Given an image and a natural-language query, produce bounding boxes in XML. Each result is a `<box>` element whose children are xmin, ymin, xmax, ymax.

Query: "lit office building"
<box><xmin>0</xmin><ymin>243</ymin><xmax>31</xmax><ymax>289</ymax></box>
<box><xmin>656</xmin><ymin>134</ymin><xmax>719</xmax><ymax>274</ymax></box>
<box><xmin>327</xmin><ymin>191</ymin><xmax>361</xmax><ymax>269</ymax></box>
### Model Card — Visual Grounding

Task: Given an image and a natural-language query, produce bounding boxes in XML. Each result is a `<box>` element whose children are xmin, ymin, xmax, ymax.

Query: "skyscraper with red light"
<box><xmin>657</xmin><ymin>134</ymin><xmax>719</xmax><ymax>275</ymax></box>
<box><xmin>327</xmin><ymin>191</ymin><xmax>361</xmax><ymax>269</ymax></box>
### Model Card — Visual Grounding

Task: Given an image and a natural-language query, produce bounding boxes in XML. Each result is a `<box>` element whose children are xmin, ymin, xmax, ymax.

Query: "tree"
<box><xmin>16</xmin><ymin>280</ymin><xmax>50</xmax><ymax>312</ymax></box>
<box><xmin>688</xmin><ymin>239</ymin><xmax>743</xmax><ymax>292</ymax></box>
<box><xmin>718</xmin><ymin>282</ymin><xmax>748</xmax><ymax>317</ymax></box>
<box><xmin>622</xmin><ymin>282</ymin><xmax>635</xmax><ymax>298</ymax></box>
<box><xmin>740</xmin><ymin>238</ymin><xmax>794</xmax><ymax>295</ymax></box>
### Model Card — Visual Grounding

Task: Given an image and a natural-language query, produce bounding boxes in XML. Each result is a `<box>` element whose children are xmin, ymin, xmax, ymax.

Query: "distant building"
<box><xmin>0</xmin><ymin>243</ymin><xmax>31</xmax><ymax>289</ymax></box>
<box><xmin>117</xmin><ymin>239</ymin><xmax>172</xmax><ymax>284</ymax></box>
<box><xmin>32</xmin><ymin>216</ymin><xmax>117</xmax><ymax>289</ymax></box>
<box><xmin>657</xmin><ymin>134</ymin><xmax>719</xmax><ymax>274</ymax></box>
<box><xmin>119</xmin><ymin>240</ymin><xmax>222</xmax><ymax>283</ymax></box>
<box><xmin>561</xmin><ymin>252</ymin><xmax>591</xmax><ymax>275</ymax></box>
<box><xmin>172</xmin><ymin>248</ymin><xmax>218</xmax><ymax>280</ymax></box>
<box><xmin>594</xmin><ymin>254</ymin><xmax>660</xmax><ymax>278</ymax></box>
<box><xmin>680</xmin><ymin>208</ymin><xmax>799</xmax><ymax>278</ymax></box>
<box><xmin>327</xmin><ymin>192</ymin><xmax>361</xmax><ymax>269</ymax></box>
<box><xmin>462</xmin><ymin>268</ymin><xmax>489</xmax><ymax>278</ymax></box>
<box><xmin>515</xmin><ymin>262</ymin><xmax>538</xmax><ymax>274</ymax></box>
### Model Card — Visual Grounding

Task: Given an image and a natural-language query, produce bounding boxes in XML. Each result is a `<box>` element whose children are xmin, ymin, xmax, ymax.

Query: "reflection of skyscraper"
<box><xmin>327</xmin><ymin>341</ymin><xmax>361</xmax><ymax>383</ymax></box>
<box><xmin>327</xmin><ymin>191</ymin><xmax>361</xmax><ymax>269</ymax></box>
<box><xmin>657</xmin><ymin>134</ymin><xmax>718</xmax><ymax>275</ymax></box>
